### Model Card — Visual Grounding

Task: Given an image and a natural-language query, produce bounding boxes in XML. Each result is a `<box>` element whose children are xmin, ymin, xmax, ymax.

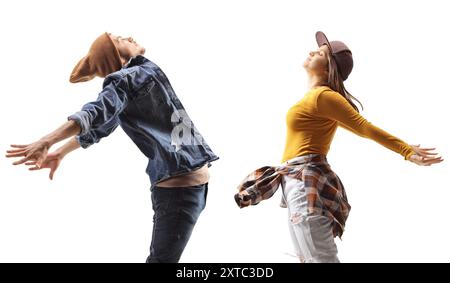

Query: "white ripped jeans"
<box><xmin>281</xmin><ymin>175</ymin><xmax>340</xmax><ymax>263</ymax></box>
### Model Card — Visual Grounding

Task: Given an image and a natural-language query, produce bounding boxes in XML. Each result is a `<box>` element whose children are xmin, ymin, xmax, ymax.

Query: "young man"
<box><xmin>6</xmin><ymin>32</ymin><xmax>219</xmax><ymax>263</ymax></box>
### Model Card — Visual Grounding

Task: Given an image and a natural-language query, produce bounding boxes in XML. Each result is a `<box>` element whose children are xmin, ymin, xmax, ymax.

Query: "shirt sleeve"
<box><xmin>75</xmin><ymin>120</ymin><xmax>120</xmax><ymax>149</ymax></box>
<box><xmin>316</xmin><ymin>90</ymin><xmax>415</xmax><ymax>160</ymax></box>
<box><xmin>337</xmin><ymin>122</ymin><xmax>365</xmax><ymax>137</ymax></box>
<box><xmin>68</xmin><ymin>77</ymin><xmax>128</xmax><ymax>148</ymax></box>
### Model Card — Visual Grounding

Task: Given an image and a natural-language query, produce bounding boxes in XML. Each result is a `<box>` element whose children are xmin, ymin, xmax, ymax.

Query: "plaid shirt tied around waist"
<box><xmin>235</xmin><ymin>154</ymin><xmax>351</xmax><ymax>238</ymax></box>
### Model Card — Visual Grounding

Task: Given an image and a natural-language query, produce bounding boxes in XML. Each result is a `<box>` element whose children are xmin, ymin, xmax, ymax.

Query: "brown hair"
<box><xmin>326</xmin><ymin>55</ymin><xmax>363</xmax><ymax>112</ymax></box>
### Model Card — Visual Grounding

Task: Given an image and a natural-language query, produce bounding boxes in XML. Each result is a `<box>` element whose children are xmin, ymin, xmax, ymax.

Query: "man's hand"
<box><xmin>24</xmin><ymin>151</ymin><xmax>63</xmax><ymax>180</ymax></box>
<box><xmin>6</xmin><ymin>136</ymin><xmax>80</xmax><ymax>180</ymax></box>
<box><xmin>5</xmin><ymin>140</ymin><xmax>51</xmax><ymax>168</ymax></box>
<box><xmin>6</xmin><ymin>120</ymin><xmax>81</xmax><ymax>169</ymax></box>
<box><xmin>408</xmin><ymin>144</ymin><xmax>443</xmax><ymax>166</ymax></box>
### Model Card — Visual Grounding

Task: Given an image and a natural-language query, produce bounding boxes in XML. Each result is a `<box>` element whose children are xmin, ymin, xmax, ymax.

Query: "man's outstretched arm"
<box><xmin>7</xmin><ymin>76</ymin><xmax>129</xmax><ymax>167</ymax></box>
<box><xmin>5</xmin><ymin>120</ymin><xmax>81</xmax><ymax>167</ymax></box>
<box><xmin>24</xmin><ymin>136</ymin><xmax>81</xmax><ymax>180</ymax></box>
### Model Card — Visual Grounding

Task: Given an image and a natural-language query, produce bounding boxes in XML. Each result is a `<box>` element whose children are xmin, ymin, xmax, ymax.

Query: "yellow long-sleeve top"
<box><xmin>282</xmin><ymin>86</ymin><xmax>415</xmax><ymax>162</ymax></box>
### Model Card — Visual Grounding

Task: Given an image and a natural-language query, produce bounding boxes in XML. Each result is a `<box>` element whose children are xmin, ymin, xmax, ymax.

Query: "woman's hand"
<box><xmin>408</xmin><ymin>144</ymin><xmax>443</xmax><ymax>166</ymax></box>
<box><xmin>5</xmin><ymin>139</ymin><xmax>51</xmax><ymax>167</ymax></box>
<box><xmin>24</xmin><ymin>151</ymin><xmax>63</xmax><ymax>180</ymax></box>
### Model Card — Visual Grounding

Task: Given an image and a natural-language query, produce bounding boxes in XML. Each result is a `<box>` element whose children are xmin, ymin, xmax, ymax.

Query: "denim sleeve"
<box><xmin>75</xmin><ymin>119</ymin><xmax>120</xmax><ymax>149</ymax></box>
<box><xmin>68</xmin><ymin>78</ymin><xmax>129</xmax><ymax>148</ymax></box>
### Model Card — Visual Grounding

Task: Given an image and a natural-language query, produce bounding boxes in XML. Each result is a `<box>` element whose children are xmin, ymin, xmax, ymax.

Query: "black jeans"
<box><xmin>146</xmin><ymin>183</ymin><xmax>208</xmax><ymax>263</ymax></box>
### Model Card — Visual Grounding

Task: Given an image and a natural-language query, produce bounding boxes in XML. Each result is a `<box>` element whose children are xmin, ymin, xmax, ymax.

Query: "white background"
<box><xmin>0</xmin><ymin>0</ymin><xmax>449</xmax><ymax>263</ymax></box>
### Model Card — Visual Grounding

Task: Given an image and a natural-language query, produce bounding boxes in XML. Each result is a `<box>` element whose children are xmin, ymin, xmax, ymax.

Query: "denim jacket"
<box><xmin>68</xmin><ymin>55</ymin><xmax>219</xmax><ymax>186</ymax></box>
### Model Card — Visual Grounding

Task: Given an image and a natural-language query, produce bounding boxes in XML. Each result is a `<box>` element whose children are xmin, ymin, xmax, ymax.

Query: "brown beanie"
<box><xmin>70</xmin><ymin>32</ymin><xmax>123</xmax><ymax>83</ymax></box>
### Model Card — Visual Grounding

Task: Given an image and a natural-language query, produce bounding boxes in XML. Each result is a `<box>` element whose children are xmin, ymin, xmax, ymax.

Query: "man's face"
<box><xmin>108</xmin><ymin>33</ymin><xmax>146</xmax><ymax>61</ymax></box>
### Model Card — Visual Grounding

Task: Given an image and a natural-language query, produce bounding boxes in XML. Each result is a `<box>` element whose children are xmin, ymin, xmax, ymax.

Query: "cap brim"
<box><xmin>315</xmin><ymin>31</ymin><xmax>333</xmax><ymax>53</ymax></box>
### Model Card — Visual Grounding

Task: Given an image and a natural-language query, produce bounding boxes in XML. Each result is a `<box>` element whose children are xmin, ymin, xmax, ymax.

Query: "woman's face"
<box><xmin>303</xmin><ymin>44</ymin><xmax>329</xmax><ymax>75</ymax></box>
<box><xmin>108</xmin><ymin>33</ymin><xmax>146</xmax><ymax>61</ymax></box>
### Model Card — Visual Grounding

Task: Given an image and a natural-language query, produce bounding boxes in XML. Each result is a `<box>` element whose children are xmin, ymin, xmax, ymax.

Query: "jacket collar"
<box><xmin>123</xmin><ymin>55</ymin><xmax>149</xmax><ymax>68</ymax></box>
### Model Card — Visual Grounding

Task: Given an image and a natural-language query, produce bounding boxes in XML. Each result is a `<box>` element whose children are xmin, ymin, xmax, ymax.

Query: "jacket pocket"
<box><xmin>135</xmin><ymin>79</ymin><xmax>156</xmax><ymax>100</ymax></box>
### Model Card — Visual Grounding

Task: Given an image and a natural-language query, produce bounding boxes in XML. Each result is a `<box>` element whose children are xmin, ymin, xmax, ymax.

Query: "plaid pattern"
<box><xmin>235</xmin><ymin>154</ymin><xmax>351</xmax><ymax>238</ymax></box>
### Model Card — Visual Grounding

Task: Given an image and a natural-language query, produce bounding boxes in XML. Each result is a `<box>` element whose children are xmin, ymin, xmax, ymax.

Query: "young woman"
<box><xmin>6</xmin><ymin>32</ymin><xmax>219</xmax><ymax>263</ymax></box>
<box><xmin>235</xmin><ymin>31</ymin><xmax>443</xmax><ymax>263</ymax></box>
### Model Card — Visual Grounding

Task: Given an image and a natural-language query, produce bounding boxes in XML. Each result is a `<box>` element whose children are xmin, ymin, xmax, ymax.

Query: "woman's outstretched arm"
<box><xmin>316</xmin><ymin>90</ymin><xmax>443</xmax><ymax>166</ymax></box>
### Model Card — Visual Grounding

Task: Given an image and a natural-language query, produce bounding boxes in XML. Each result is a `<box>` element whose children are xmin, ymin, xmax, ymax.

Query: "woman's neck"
<box><xmin>308</xmin><ymin>75</ymin><xmax>327</xmax><ymax>90</ymax></box>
